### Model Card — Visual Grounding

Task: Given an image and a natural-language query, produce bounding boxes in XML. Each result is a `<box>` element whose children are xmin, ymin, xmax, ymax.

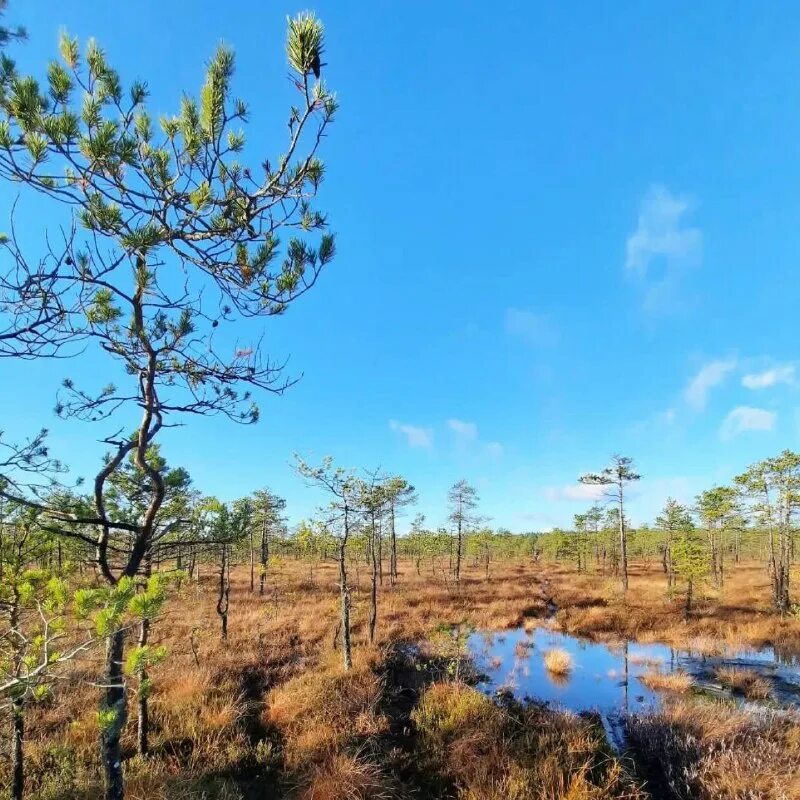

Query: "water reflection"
<box><xmin>468</xmin><ymin>625</ymin><xmax>800</xmax><ymax>719</ymax></box>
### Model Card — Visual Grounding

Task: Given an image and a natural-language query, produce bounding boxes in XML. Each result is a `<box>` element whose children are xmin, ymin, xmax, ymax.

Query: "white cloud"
<box><xmin>742</xmin><ymin>364</ymin><xmax>795</xmax><ymax>390</ymax></box>
<box><xmin>625</xmin><ymin>185</ymin><xmax>702</xmax><ymax>313</ymax></box>
<box><xmin>544</xmin><ymin>483</ymin><xmax>606</xmax><ymax>502</ymax></box>
<box><xmin>504</xmin><ymin>308</ymin><xmax>558</xmax><ymax>347</ymax></box>
<box><xmin>485</xmin><ymin>441</ymin><xmax>504</xmax><ymax>458</ymax></box>
<box><xmin>719</xmin><ymin>406</ymin><xmax>776</xmax><ymax>440</ymax></box>
<box><xmin>447</xmin><ymin>418</ymin><xmax>478</xmax><ymax>442</ymax></box>
<box><xmin>389</xmin><ymin>419</ymin><xmax>433</xmax><ymax>448</ymax></box>
<box><xmin>684</xmin><ymin>358</ymin><xmax>737</xmax><ymax>410</ymax></box>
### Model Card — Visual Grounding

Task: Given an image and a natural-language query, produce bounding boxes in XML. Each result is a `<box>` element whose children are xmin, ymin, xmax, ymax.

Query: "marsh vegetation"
<box><xmin>0</xmin><ymin>3</ymin><xmax>798</xmax><ymax>800</ymax></box>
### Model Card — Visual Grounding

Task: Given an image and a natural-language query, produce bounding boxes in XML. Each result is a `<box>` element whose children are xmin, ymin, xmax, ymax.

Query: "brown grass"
<box><xmin>266</xmin><ymin>651</ymin><xmax>387</xmax><ymax>768</ymax></box>
<box><xmin>2</xmin><ymin>557</ymin><xmax>798</xmax><ymax>799</ymax></box>
<box><xmin>714</xmin><ymin>666</ymin><xmax>772</xmax><ymax>700</ymax></box>
<box><xmin>625</xmin><ymin>700</ymin><xmax>800</xmax><ymax>799</ymax></box>
<box><xmin>638</xmin><ymin>669</ymin><xmax>693</xmax><ymax>693</ymax></box>
<box><xmin>412</xmin><ymin>681</ymin><xmax>644</xmax><ymax>800</ymax></box>
<box><xmin>543</xmin><ymin>648</ymin><xmax>573</xmax><ymax>675</ymax></box>
<box><xmin>547</xmin><ymin>560</ymin><xmax>800</xmax><ymax>654</ymax></box>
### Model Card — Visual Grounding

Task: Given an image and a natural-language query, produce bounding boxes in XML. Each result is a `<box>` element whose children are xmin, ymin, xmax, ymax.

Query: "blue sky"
<box><xmin>3</xmin><ymin>1</ymin><xmax>800</xmax><ymax>531</ymax></box>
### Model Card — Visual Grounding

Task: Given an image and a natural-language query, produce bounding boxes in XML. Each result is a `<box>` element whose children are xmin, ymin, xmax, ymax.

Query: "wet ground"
<box><xmin>468</xmin><ymin>624</ymin><xmax>800</xmax><ymax>746</ymax></box>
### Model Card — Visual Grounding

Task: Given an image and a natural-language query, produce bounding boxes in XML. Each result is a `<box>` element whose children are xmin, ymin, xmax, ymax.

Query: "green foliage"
<box><xmin>127</xmin><ymin>574</ymin><xmax>167</xmax><ymax>619</ymax></box>
<box><xmin>125</xmin><ymin>644</ymin><xmax>167</xmax><ymax>678</ymax></box>
<box><xmin>429</xmin><ymin>621</ymin><xmax>475</xmax><ymax>681</ymax></box>
<box><xmin>96</xmin><ymin>706</ymin><xmax>119</xmax><ymax>732</ymax></box>
<box><xmin>286</xmin><ymin>12</ymin><xmax>325</xmax><ymax>78</ymax></box>
<box><xmin>672</xmin><ymin>525</ymin><xmax>707</xmax><ymax>583</ymax></box>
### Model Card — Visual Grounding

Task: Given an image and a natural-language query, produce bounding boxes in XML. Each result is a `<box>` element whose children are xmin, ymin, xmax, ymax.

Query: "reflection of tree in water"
<box><xmin>623</xmin><ymin>641</ymin><xmax>629</xmax><ymax>713</ymax></box>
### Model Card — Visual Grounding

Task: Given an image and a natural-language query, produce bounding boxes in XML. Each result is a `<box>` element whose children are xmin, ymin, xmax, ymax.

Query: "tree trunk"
<box><xmin>339</xmin><ymin>539</ymin><xmax>352</xmax><ymax>670</ymax></box>
<box><xmin>389</xmin><ymin>503</ymin><xmax>398</xmax><ymax>585</ymax></box>
<box><xmin>11</xmin><ymin>698</ymin><xmax>24</xmax><ymax>800</ymax></box>
<box><xmin>454</xmin><ymin>520</ymin><xmax>462</xmax><ymax>584</ymax></box>
<box><xmin>259</xmin><ymin>516</ymin><xmax>269</xmax><ymax>596</ymax></box>
<box><xmin>377</xmin><ymin>520</ymin><xmax>384</xmax><ymax>587</ymax></box>
<box><xmin>684</xmin><ymin>577</ymin><xmax>693</xmax><ymax>620</ymax></box>
<box><xmin>618</xmin><ymin>487</ymin><xmax>628</xmax><ymax>593</ymax></box>
<box><xmin>217</xmin><ymin>544</ymin><xmax>230</xmax><ymax>640</ymax></box>
<box><xmin>369</xmin><ymin>514</ymin><xmax>378</xmax><ymax>644</ymax></box>
<box><xmin>249</xmin><ymin>526</ymin><xmax>255</xmax><ymax>592</ymax></box>
<box><xmin>101</xmin><ymin>628</ymin><xmax>127</xmax><ymax>800</ymax></box>
<box><xmin>137</xmin><ymin>617</ymin><xmax>150</xmax><ymax>757</ymax></box>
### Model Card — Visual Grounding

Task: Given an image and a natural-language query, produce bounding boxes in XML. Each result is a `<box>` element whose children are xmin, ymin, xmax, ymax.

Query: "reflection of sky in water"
<box><xmin>468</xmin><ymin>626</ymin><xmax>800</xmax><ymax>717</ymax></box>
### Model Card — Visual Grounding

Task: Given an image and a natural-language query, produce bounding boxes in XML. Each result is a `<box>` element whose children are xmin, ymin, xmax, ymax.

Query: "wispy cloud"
<box><xmin>626</xmin><ymin>185</ymin><xmax>702</xmax><ymax>313</ymax></box>
<box><xmin>447</xmin><ymin>418</ymin><xmax>478</xmax><ymax>442</ymax></box>
<box><xmin>719</xmin><ymin>406</ymin><xmax>776</xmax><ymax>440</ymax></box>
<box><xmin>684</xmin><ymin>358</ymin><xmax>737</xmax><ymax>411</ymax></box>
<box><xmin>389</xmin><ymin>419</ymin><xmax>433</xmax><ymax>448</ymax></box>
<box><xmin>504</xmin><ymin>308</ymin><xmax>558</xmax><ymax>347</ymax></box>
<box><xmin>742</xmin><ymin>364</ymin><xmax>795</xmax><ymax>390</ymax></box>
<box><xmin>447</xmin><ymin>419</ymin><xmax>504</xmax><ymax>459</ymax></box>
<box><xmin>485</xmin><ymin>441</ymin><xmax>504</xmax><ymax>458</ymax></box>
<box><xmin>544</xmin><ymin>483</ymin><xmax>606</xmax><ymax>502</ymax></box>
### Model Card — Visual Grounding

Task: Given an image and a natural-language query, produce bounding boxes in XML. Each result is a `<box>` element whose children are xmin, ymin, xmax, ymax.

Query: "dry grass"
<box><xmin>543</xmin><ymin>648</ymin><xmax>573</xmax><ymax>675</ymax></box>
<box><xmin>2</xmin><ymin>557</ymin><xmax>798</xmax><ymax>799</ymax></box>
<box><xmin>412</xmin><ymin>681</ymin><xmax>644</xmax><ymax>800</ymax></box>
<box><xmin>628</xmin><ymin>653</ymin><xmax>663</xmax><ymax>667</ymax></box>
<box><xmin>298</xmin><ymin>753</ymin><xmax>395</xmax><ymax>800</ymax></box>
<box><xmin>266</xmin><ymin>651</ymin><xmax>387</xmax><ymax>768</ymax></box>
<box><xmin>638</xmin><ymin>669</ymin><xmax>693</xmax><ymax>693</ymax></box>
<box><xmin>625</xmin><ymin>700</ymin><xmax>800</xmax><ymax>799</ymax></box>
<box><xmin>714</xmin><ymin>666</ymin><xmax>772</xmax><ymax>700</ymax></box>
<box><xmin>547</xmin><ymin>561</ymin><xmax>800</xmax><ymax>654</ymax></box>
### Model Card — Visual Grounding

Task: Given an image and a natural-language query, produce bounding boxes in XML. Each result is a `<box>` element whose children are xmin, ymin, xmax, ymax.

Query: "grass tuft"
<box><xmin>715</xmin><ymin>666</ymin><xmax>772</xmax><ymax>700</ymax></box>
<box><xmin>639</xmin><ymin>669</ymin><xmax>693</xmax><ymax>693</ymax></box>
<box><xmin>543</xmin><ymin>648</ymin><xmax>573</xmax><ymax>675</ymax></box>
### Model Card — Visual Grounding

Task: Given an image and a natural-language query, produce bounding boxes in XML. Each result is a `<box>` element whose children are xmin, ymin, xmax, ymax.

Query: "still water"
<box><xmin>468</xmin><ymin>625</ymin><xmax>800</xmax><ymax>730</ymax></box>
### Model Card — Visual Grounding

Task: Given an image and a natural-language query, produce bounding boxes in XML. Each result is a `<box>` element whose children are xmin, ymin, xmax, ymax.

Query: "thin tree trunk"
<box><xmin>619</xmin><ymin>485</ymin><xmax>628</xmax><ymax>593</ymax></box>
<box><xmin>217</xmin><ymin>544</ymin><xmax>230</xmax><ymax>640</ymax></box>
<box><xmin>249</xmin><ymin>526</ymin><xmax>255</xmax><ymax>592</ymax></box>
<box><xmin>136</xmin><ymin>554</ymin><xmax>152</xmax><ymax>757</ymax></box>
<box><xmin>11</xmin><ymin>698</ymin><xmax>24</xmax><ymax>800</ymax></box>
<box><xmin>454</xmin><ymin>520</ymin><xmax>462</xmax><ymax>584</ymax></box>
<box><xmin>389</xmin><ymin>503</ymin><xmax>398</xmax><ymax>585</ymax></box>
<box><xmin>101</xmin><ymin>629</ymin><xmax>127</xmax><ymax>800</ymax></box>
<box><xmin>684</xmin><ymin>577</ymin><xmax>693</xmax><ymax>620</ymax></box>
<box><xmin>259</xmin><ymin>515</ymin><xmax>269</xmax><ymax>596</ymax></box>
<box><xmin>369</xmin><ymin>512</ymin><xmax>378</xmax><ymax>644</ymax></box>
<box><xmin>339</xmin><ymin>515</ymin><xmax>352</xmax><ymax>670</ymax></box>
<box><xmin>137</xmin><ymin>617</ymin><xmax>150</xmax><ymax>756</ymax></box>
<box><xmin>378</xmin><ymin>520</ymin><xmax>384</xmax><ymax>587</ymax></box>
